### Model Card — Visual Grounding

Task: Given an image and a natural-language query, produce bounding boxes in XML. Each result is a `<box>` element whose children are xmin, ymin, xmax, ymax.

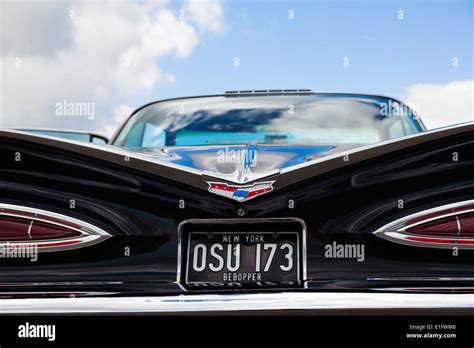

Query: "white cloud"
<box><xmin>183</xmin><ymin>0</ymin><xmax>224</xmax><ymax>32</ymax></box>
<box><xmin>0</xmin><ymin>0</ymin><xmax>223</xmax><ymax>136</ymax></box>
<box><xmin>0</xmin><ymin>1</ymin><xmax>73</xmax><ymax>56</ymax></box>
<box><xmin>404</xmin><ymin>80</ymin><xmax>474</xmax><ymax>129</ymax></box>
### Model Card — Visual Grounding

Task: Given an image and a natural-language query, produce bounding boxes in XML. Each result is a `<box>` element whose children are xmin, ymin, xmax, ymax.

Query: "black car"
<box><xmin>0</xmin><ymin>90</ymin><xmax>473</xmax><ymax>314</ymax></box>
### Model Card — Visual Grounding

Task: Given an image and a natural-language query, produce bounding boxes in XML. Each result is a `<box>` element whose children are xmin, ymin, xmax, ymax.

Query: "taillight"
<box><xmin>374</xmin><ymin>200</ymin><xmax>474</xmax><ymax>249</ymax></box>
<box><xmin>459</xmin><ymin>213</ymin><xmax>474</xmax><ymax>236</ymax></box>
<box><xmin>30</xmin><ymin>221</ymin><xmax>82</xmax><ymax>240</ymax></box>
<box><xmin>0</xmin><ymin>204</ymin><xmax>110</xmax><ymax>252</ymax></box>
<box><xmin>405</xmin><ymin>216</ymin><xmax>459</xmax><ymax>236</ymax></box>
<box><xmin>0</xmin><ymin>217</ymin><xmax>32</xmax><ymax>241</ymax></box>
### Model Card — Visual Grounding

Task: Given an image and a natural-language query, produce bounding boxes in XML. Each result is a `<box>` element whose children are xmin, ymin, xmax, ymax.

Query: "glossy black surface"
<box><xmin>0</xmin><ymin>128</ymin><xmax>473</xmax><ymax>297</ymax></box>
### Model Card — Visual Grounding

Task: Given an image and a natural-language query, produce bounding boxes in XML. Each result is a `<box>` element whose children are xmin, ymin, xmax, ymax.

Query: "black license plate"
<box><xmin>180</xmin><ymin>230</ymin><xmax>303</xmax><ymax>289</ymax></box>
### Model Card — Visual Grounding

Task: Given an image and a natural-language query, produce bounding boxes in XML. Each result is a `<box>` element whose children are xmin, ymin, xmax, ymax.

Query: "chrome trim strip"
<box><xmin>368</xmin><ymin>277</ymin><xmax>474</xmax><ymax>281</ymax></box>
<box><xmin>373</xmin><ymin>200</ymin><xmax>474</xmax><ymax>249</ymax></box>
<box><xmin>381</xmin><ymin>231</ymin><xmax>474</xmax><ymax>250</ymax></box>
<box><xmin>27</xmin><ymin>221</ymin><xmax>33</xmax><ymax>240</ymax></box>
<box><xmin>0</xmin><ymin>292</ymin><xmax>472</xmax><ymax>313</ymax></box>
<box><xmin>13</xmin><ymin>128</ymin><xmax>109</xmax><ymax>143</ymax></box>
<box><xmin>0</xmin><ymin>292</ymin><xmax>117</xmax><ymax>297</ymax></box>
<box><xmin>456</xmin><ymin>216</ymin><xmax>462</xmax><ymax>236</ymax></box>
<box><xmin>224</xmin><ymin>89</ymin><xmax>314</xmax><ymax>96</ymax></box>
<box><xmin>0</xmin><ymin>203</ymin><xmax>110</xmax><ymax>252</ymax></box>
<box><xmin>371</xmin><ymin>287</ymin><xmax>474</xmax><ymax>293</ymax></box>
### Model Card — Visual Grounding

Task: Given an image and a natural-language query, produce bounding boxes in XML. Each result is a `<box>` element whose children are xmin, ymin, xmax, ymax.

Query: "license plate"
<box><xmin>179</xmin><ymin>230</ymin><xmax>303</xmax><ymax>290</ymax></box>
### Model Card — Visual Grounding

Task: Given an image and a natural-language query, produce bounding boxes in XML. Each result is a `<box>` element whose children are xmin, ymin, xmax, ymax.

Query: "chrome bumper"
<box><xmin>0</xmin><ymin>292</ymin><xmax>473</xmax><ymax>314</ymax></box>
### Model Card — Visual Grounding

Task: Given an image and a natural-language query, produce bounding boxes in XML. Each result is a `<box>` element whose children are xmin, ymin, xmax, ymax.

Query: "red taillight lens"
<box><xmin>0</xmin><ymin>204</ymin><xmax>110</xmax><ymax>252</ymax></box>
<box><xmin>0</xmin><ymin>217</ymin><xmax>31</xmax><ymax>241</ymax></box>
<box><xmin>30</xmin><ymin>221</ymin><xmax>82</xmax><ymax>240</ymax></box>
<box><xmin>0</xmin><ymin>217</ymin><xmax>81</xmax><ymax>241</ymax></box>
<box><xmin>406</xmin><ymin>216</ymin><xmax>459</xmax><ymax>236</ymax></box>
<box><xmin>406</xmin><ymin>213</ymin><xmax>474</xmax><ymax>238</ymax></box>
<box><xmin>459</xmin><ymin>213</ymin><xmax>474</xmax><ymax>236</ymax></box>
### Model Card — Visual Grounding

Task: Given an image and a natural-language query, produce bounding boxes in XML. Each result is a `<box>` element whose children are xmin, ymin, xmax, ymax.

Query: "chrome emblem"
<box><xmin>207</xmin><ymin>181</ymin><xmax>275</xmax><ymax>202</ymax></box>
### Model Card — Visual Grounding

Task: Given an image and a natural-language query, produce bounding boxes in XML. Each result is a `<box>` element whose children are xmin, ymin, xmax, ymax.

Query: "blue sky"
<box><xmin>1</xmin><ymin>0</ymin><xmax>472</xmax><ymax>133</ymax></box>
<box><xmin>157</xmin><ymin>0</ymin><xmax>472</xmax><ymax>100</ymax></box>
